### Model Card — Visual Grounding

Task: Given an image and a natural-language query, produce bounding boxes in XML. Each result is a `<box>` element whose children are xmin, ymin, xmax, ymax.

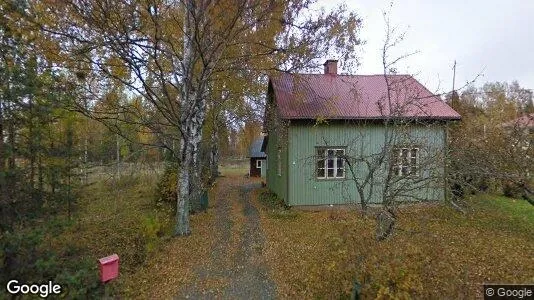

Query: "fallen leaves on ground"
<box><xmin>120</xmin><ymin>175</ymin><xmax>251</xmax><ymax>299</ymax></box>
<box><xmin>254</xmin><ymin>192</ymin><xmax>534</xmax><ymax>299</ymax></box>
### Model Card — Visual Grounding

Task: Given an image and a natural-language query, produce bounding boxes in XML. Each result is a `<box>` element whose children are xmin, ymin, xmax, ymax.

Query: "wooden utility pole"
<box><xmin>445</xmin><ymin>60</ymin><xmax>457</xmax><ymax>204</ymax></box>
<box><xmin>116</xmin><ymin>111</ymin><xmax>121</xmax><ymax>180</ymax></box>
<box><xmin>116</xmin><ymin>133</ymin><xmax>120</xmax><ymax>180</ymax></box>
<box><xmin>452</xmin><ymin>60</ymin><xmax>457</xmax><ymax>93</ymax></box>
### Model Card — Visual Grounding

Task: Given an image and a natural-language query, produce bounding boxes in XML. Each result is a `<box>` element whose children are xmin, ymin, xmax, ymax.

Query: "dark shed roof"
<box><xmin>269</xmin><ymin>73</ymin><xmax>461</xmax><ymax>120</ymax></box>
<box><xmin>249</xmin><ymin>137</ymin><xmax>267</xmax><ymax>158</ymax></box>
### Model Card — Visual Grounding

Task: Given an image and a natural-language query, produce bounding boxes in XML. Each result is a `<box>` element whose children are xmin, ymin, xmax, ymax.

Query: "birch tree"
<box><xmin>29</xmin><ymin>0</ymin><xmax>362</xmax><ymax>235</ymax></box>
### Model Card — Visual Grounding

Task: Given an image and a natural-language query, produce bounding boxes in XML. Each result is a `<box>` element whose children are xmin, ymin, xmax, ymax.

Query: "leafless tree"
<box><xmin>287</xmin><ymin>7</ymin><xmax>476</xmax><ymax>240</ymax></box>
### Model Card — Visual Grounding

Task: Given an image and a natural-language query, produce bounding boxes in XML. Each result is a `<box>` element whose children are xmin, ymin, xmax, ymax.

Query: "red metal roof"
<box><xmin>503</xmin><ymin>113</ymin><xmax>534</xmax><ymax>128</ymax></box>
<box><xmin>270</xmin><ymin>73</ymin><xmax>461</xmax><ymax>120</ymax></box>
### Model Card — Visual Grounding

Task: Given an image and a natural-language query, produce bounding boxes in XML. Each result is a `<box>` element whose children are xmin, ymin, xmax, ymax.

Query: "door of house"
<box><xmin>259</xmin><ymin>159</ymin><xmax>266</xmax><ymax>178</ymax></box>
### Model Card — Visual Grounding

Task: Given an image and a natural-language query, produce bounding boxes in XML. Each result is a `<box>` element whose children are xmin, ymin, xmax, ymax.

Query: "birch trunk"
<box><xmin>175</xmin><ymin>97</ymin><xmax>206</xmax><ymax>234</ymax></box>
<box><xmin>176</xmin><ymin>138</ymin><xmax>192</xmax><ymax>236</ymax></box>
<box><xmin>175</xmin><ymin>0</ymin><xmax>194</xmax><ymax>236</ymax></box>
<box><xmin>175</xmin><ymin>0</ymin><xmax>209</xmax><ymax>235</ymax></box>
<box><xmin>191</xmin><ymin>106</ymin><xmax>205</xmax><ymax>211</ymax></box>
<box><xmin>209</xmin><ymin>123</ymin><xmax>219</xmax><ymax>183</ymax></box>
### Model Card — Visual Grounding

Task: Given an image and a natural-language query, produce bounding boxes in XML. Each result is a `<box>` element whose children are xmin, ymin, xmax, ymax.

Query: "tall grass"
<box><xmin>0</xmin><ymin>166</ymin><xmax>171</xmax><ymax>298</ymax></box>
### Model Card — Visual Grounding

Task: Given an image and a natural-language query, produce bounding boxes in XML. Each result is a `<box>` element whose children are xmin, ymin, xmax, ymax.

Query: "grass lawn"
<box><xmin>0</xmin><ymin>171</ymin><xmax>172</xmax><ymax>298</ymax></box>
<box><xmin>47</xmin><ymin>169</ymin><xmax>234</xmax><ymax>298</ymax></box>
<box><xmin>120</xmin><ymin>187</ymin><xmax>219</xmax><ymax>298</ymax></box>
<box><xmin>219</xmin><ymin>159</ymin><xmax>249</xmax><ymax>177</ymax></box>
<box><xmin>35</xmin><ymin>169</ymin><xmax>532</xmax><ymax>298</ymax></box>
<box><xmin>33</xmin><ymin>161</ymin><xmax>250</xmax><ymax>298</ymax></box>
<box><xmin>255</xmin><ymin>192</ymin><xmax>534</xmax><ymax>299</ymax></box>
<box><xmin>46</xmin><ymin>172</ymin><xmax>173</xmax><ymax>296</ymax></box>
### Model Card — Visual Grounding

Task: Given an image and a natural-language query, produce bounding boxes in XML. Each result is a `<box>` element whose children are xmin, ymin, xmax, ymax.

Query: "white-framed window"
<box><xmin>316</xmin><ymin>148</ymin><xmax>345</xmax><ymax>179</ymax></box>
<box><xmin>392</xmin><ymin>147</ymin><xmax>419</xmax><ymax>176</ymax></box>
<box><xmin>256</xmin><ymin>159</ymin><xmax>262</xmax><ymax>168</ymax></box>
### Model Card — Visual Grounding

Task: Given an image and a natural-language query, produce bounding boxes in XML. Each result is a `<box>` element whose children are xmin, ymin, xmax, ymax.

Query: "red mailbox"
<box><xmin>98</xmin><ymin>254</ymin><xmax>119</xmax><ymax>283</ymax></box>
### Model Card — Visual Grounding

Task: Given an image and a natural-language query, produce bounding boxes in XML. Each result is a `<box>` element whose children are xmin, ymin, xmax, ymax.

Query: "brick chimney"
<box><xmin>323</xmin><ymin>59</ymin><xmax>338</xmax><ymax>75</ymax></box>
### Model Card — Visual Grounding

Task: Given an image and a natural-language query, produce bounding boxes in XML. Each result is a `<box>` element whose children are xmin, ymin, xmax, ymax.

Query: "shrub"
<box><xmin>0</xmin><ymin>228</ymin><xmax>102</xmax><ymax>298</ymax></box>
<box><xmin>141</xmin><ymin>214</ymin><xmax>165</xmax><ymax>253</ymax></box>
<box><xmin>53</xmin><ymin>259</ymin><xmax>102</xmax><ymax>299</ymax></box>
<box><xmin>257</xmin><ymin>189</ymin><xmax>294</xmax><ymax>221</ymax></box>
<box><xmin>156</xmin><ymin>163</ymin><xmax>178</xmax><ymax>204</ymax></box>
<box><xmin>269</xmin><ymin>209</ymin><xmax>298</xmax><ymax>220</ymax></box>
<box><xmin>155</xmin><ymin>163</ymin><xmax>207</xmax><ymax>213</ymax></box>
<box><xmin>502</xmin><ymin>180</ymin><xmax>523</xmax><ymax>198</ymax></box>
<box><xmin>258</xmin><ymin>189</ymin><xmax>287</xmax><ymax>209</ymax></box>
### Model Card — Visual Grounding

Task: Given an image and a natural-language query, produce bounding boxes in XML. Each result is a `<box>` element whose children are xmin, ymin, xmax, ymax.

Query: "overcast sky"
<box><xmin>322</xmin><ymin>0</ymin><xmax>534</xmax><ymax>94</ymax></box>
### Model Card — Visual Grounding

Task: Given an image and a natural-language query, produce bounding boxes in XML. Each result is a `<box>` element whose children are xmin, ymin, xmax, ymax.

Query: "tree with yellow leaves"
<box><xmin>27</xmin><ymin>0</ymin><xmax>362</xmax><ymax>235</ymax></box>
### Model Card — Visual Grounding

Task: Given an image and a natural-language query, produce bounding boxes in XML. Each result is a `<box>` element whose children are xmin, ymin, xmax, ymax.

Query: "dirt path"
<box><xmin>176</xmin><ymin>177</ymin><xmax>276</xmax><ymax>299</ymax></box>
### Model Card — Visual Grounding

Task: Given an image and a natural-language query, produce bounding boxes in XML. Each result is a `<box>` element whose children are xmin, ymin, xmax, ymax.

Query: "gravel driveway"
<box><xmin>176</xmin><ymin>178</ymin><xmax>276</xmax><ymax>299</ymax></box>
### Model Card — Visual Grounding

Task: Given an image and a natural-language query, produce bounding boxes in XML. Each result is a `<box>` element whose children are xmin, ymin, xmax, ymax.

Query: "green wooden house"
<box><xmin>262</xmin><ymin>60</ymin><xmax>461</xmax><ymax>206</ymax></box>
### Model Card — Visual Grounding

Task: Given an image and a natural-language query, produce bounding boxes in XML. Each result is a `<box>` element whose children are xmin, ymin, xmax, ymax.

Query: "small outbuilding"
<box><xmin>248</xmin><ymin>137</ymin><xmax>267</xmax><ymax>177</ymax></box>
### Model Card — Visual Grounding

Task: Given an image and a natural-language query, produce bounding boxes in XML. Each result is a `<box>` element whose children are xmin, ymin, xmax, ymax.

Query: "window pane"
<box><xmin>327</xmin><ymin>158</ymin><xmax>334</xmax><ymax>168</ymax></box>
<box><xmin>317</xmin><ymin>151</ymin><xmax>325</xmax><ymax>178</ymax></box>
<box><xmin>401</xmin><ymin>148</ymin><xmax>409</xmax><ymax>163</ymax></box>
<box><xmin>411</xmin><ymin>148</ymin><xmax>418</xmax><ymax>158</ymax></box>
<box><xmin>392</xmin><ymin>148</ymin><xmax>399</xmax><ymax>164</ymax></box>
<box><xmin>327</xmin><ymin>149</ymin><xmax>335</xmax><ymax>158</ymax></box>
<box><xmin>410</xmin><ymin>148</ymin><xmax>418</xmax><ymax>175</ymax></box>
<box><xmin>337</xmin><ymin>167</ymin><xmax>344</xmax><ymax>177</ymax></box>
<box><xmin>327</xmin><ymin>168</ymin><xmax>334</xmax><ymax>177</ymax></box>
<box><xmin>335</xmin><ymin>149</ymin><xmax>344</xmax><ymax>157</ymax></box>
<box><xmin>401</xmin><ymin>166</ymin><xmax>409</xmax><ymax>176</ymax></box>
<box><xmin>410</xmin><ymin>157</ymin><xmax>417</xmax><ymax>175</ymax></box>
<box><xmin>392</xmin><ymin>166</ymin><xmax>399</xmax><ymax>176</ymax></box>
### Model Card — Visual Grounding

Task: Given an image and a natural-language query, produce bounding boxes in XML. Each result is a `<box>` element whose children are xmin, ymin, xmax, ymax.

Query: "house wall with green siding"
<box><xmin>265</xmin><ymin>124</ymin><xmax>289</xmax><ymax>203</ymax></box>
<box><xmin>285</xmin><ymin>121</ymin><xmax>447</xmax><ymax>206</ymax></box>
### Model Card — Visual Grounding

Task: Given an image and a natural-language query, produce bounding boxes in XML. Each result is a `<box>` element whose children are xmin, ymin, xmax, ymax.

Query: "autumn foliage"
<box><xmin>256</xmin><ymin>189</ymin><xmax>534</xmax><ymax>298</ymax></box>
